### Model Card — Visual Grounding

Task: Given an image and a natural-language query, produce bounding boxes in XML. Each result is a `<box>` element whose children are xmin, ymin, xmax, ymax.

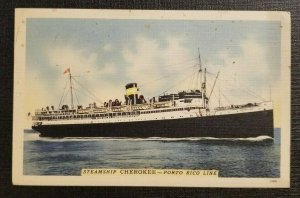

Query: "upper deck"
<box><xmin>32</xmin><ymin>97</ymin><xmax>272</xmax><ymax>124</ymax></box>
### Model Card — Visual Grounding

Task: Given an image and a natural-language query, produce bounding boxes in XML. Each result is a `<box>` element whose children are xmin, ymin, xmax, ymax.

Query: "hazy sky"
<box><xmin>25</xmin><ymin>18</ymin><xmax>281</xmax><ymax>125</ymax></box>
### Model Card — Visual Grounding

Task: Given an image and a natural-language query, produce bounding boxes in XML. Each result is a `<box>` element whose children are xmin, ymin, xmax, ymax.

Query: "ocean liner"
<box><xmin>31</xmin><ymin>53</ymin><xmax>274</xmax><ymax>138</ymax></box>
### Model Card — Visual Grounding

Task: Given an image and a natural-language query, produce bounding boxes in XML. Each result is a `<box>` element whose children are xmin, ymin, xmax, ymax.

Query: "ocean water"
<box><xmin>23</xmin><ymin>129</ymin><xmax>280</xmax><ymax>177</ymax></box>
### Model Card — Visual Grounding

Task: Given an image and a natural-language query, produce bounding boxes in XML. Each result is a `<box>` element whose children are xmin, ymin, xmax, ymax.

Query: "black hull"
<box><xmin>33</xmin><ymin>110</ymin><xmax>274</xmax><ymax>138</ymax></box>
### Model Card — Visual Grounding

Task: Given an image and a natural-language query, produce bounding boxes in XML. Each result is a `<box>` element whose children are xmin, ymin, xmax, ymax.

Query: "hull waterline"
<box><xmin>32</xmin><ymin>110</ymin><xmax>274</xmax><ymax>138</ymax></box>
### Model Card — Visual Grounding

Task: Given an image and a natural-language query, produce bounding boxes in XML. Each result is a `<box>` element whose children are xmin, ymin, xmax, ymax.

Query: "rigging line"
<box><xmin>100</xmin><ymin>65</ymin><xmax>194</xmax><ymax>76</ymax></box>
<box><xmin>196</xmin><ymin>68</ymin><xmax>201</xmax><ymax>90</ymax></box>
<box><xmin>212</xmin><ymin>87</ymin><xmax>219</xmax><ymax>103</ymax></box>
<box><xmin>164</xmin><ymin>57</ymin><xmax>198</xmax><ymax>68</ymax></box>
<box><xmin>237</xmin><ymin>87</ymin><xmax>266</xmax><ymax>102</ymax></box>
<box><xmin>139</xmin><ymin>70</ymin><xmax>190</xmax><ymax>88</ymax></box>
<box><xmin>208</xmin><ymin>71</ymin><xmax>220</xmax><ymax>102</ymax></box>
<box><xmin>193</xmin><ymin>69</ymin><xmax>198</xmax><ymax>90</ymax></box>
<box><xmin>73</xmin><ymin>78</ymin><xmax>100</xmax><ymax>102</ymax></box>
<box><xmin>190</xmin><ymin>65</ymin><xmax>201</xmax><ymax>90</ymax></box>
<box><xmin>137</xmin><ymin>65</ymin><xmax>197</xmax><ymax>88</ymax></box>
<box><xmin>195</xmin><ymin>66</ymin><xmax>201</xmax><ymax>90</ymax></box>
<box><xmin>72</xmin><ymin>85</ymin><xmax>104</xmax><ymax>105</ymax></box>
<box><xmin>59</xmin><ymin>89</ymin><xmax>71</xmax><ymax>108</ymax></box>
<box><xmin>205</xmin><ymin>77</ymin><xmax>214</xmax><ymax>90</ymax></box>
<box><xmin>186</xmin><ymin>69</ymin><xmax>200</xmax><ymax>91</ymax></box>
<box><xmin>206</xmin><ymin>78</ymin><xmax>223</xmax><ymax>106</ymax></box>
<box><xmin>139</xmin><ymin>66</ymin><xmax>195</xmax><ymax>90</ymax></box>
<box><xmin>233</xmin><ymin>82</ymin><xmax>266</xmax><ymax>101</ymax></box>
<box><xmin>169</xmin><ymin>64</ymin><xmax>196</xmax><ymax>71</ymax></box>
<box><xmin>212</xmin><ymin>82</ymin><xmax>263</xmax><ymax>103</ymax></box>
<box><xmin>127</xmin><ymin>57</ymin><xmax>198</xmax><ymax>73</ymax></box>
<box><xmin>139</xmin><ymin>75</ymin><xmax>172</xmax><ymax>88</ymax></box>
<box><xmin>243</xmin><ymin>87</ymin><xmax>266</xmax><ymax>101</ymax></box>
<box><xmin>72</xmin><ymin>87</ymin><xmax>104</xmax><ymax>105</ymax></box>
<box><xmin>72</xmin><ymin>77</ymin><xmax>104</xmax><ymax>103</ymax></box>
<box><xmin>220</xmin><ymin>91</ymin><xmax>232</xmax><ymax>105</ymax></box>
<box><xmin>213</xmin><ymin>82</ymin><xmax>231</xmax><ymax>105</ymax></box>
<box><xmin>206</xmin><ymin>71</ymin><xmax>217</xmax><ymax>76</ymax></box>
<box><xmin>72</xmin><ymin>83</ymin><xmax>80</xmax><ymax>106</ymax></box>
<box><xmin>197</xmin><ymin>68</ymin><xmax>201</xmax><ymax>90</ymax></box>
<box><xmin>207</xmin><ymin>72</ymin><xmax>266</xmax><ymax>101</ymax></box>
<box><xmin>159</xmin><ymin>64</ymin><xmax>196</xmax><ymax>73</ymax></box>
<box><xmin>233</xmin><ymin>81</ymin><xmax>266</xmax><ymax>101</ymax></box>
<box><xmin>207</xmin><ymin>73</ymin><xmax>235</xmax><ymax>83</ymax></box>
<box><xmin>189</xmin><ymin>68</ymin><xmax>196</xmax><ymax>90</ymax></box>
<box><xmin>229</xmin><ymin>82</ymin><xmax>266</xmax><ymax>101</ymax></box>
<box><xmin>212</xmin><ymin>83</ymin><xmax>231</xmax><ymax>105</ymax></box>
<box><xmin>222</xmin><ymin>79</ymin><xmax>266</xmax><ymax>101</ymax></box>
<box><xmin>155</xmin><ymin>71</ymin><xmax>195</xmax><ymax>97</ymax></box>
<box><xmin>58</xmin><ymin>78</ymin><xmax>69</xmax><ymax>108</ymax></box>
<box><xmin>213</xmin><ymin>82</ymin><xmax>261</xmax><ymax>105</ymax></box>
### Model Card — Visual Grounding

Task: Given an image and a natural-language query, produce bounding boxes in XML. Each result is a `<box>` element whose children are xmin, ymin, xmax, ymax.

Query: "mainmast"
<box><xmin>198</xmin><ymin>48</ymin><xmax>207</xmax><ymax>109</ymax></box>
<box><xmin>198</xmin><ymin>48</ymin><xmax>202</xmax><ymax>86</ymax></box>
<box><xmin>202</xmin><ymin>68</ymin><xmax>207</xmax><ymax>108</ymax></box>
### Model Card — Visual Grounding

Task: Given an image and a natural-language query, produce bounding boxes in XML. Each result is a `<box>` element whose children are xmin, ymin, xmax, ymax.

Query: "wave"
<box><xmin>24</xmin><ymin>131</ymin><xmax>273</xmax><ymax>143</ymax></box>
<box><xmin>150</xmin><ymin>136</ymin><xmax>273</xmax><ymax>142</ymax></box>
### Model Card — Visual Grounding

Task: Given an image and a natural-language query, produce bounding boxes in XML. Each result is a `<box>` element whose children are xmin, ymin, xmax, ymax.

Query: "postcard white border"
<box><xmin>13</xmin><ymin>9</ymin><xmax>291</xmax><ymax>187</ymax></box>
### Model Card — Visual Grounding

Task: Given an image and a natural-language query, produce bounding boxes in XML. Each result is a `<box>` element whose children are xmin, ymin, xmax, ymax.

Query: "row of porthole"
<box><xmin>40</xmin><ymin>114</ymin><xmax>140</xmax><ymax>121</ymax></box>
<box><xmin>56</xmin><ymin>116</ymin><xmax>190</xmax><ymax>123</ymax></box>
<box><xmin>39</xmin><ymin>108</ymin><xmax>201</xmax><ymax>120</ymax></box>
<box><xmin>43</xmin><ymin>115</ymin><xmax>193</xmax><ymax>121</ymax></box>
<box><xmin>45</xmin><ymin>115</ymin><xmax>195</xmax><ymax>123</ymax></box>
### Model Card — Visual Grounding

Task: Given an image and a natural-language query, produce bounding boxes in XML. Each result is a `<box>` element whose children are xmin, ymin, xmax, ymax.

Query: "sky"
<box><xmin>25</xmin><ymin>18</ymin><xmax>282</xmax><ymax>127</ymax></box>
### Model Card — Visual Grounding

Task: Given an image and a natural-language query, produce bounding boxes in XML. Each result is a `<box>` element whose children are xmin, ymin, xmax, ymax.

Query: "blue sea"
<box><xmin>23</xmin><ymin>129</ymin><xmax>280</xmax><ymax>177</ymax></box>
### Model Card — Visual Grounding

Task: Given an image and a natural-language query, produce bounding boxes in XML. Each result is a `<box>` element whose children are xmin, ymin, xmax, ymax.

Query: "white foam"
<box><xmin>235</xmin><ymin>135</ymin><xmax>273</xmax><ymax>142</ymax></box>
<box><xmin>25</xmin><ymin>134</ymin><xmax>273</xmax><ymax>143</ymax></box>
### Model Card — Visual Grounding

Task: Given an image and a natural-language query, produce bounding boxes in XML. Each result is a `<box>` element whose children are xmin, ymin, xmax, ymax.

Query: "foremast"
<box><xmin>62</xmin><ymin>67</ymin><xmax>75</xmax><ymax>110</ymax></box>
<box><xmin>68</xmin><ymin>69</ymin><xmax>74</xmax><ymax>109</ymax></box>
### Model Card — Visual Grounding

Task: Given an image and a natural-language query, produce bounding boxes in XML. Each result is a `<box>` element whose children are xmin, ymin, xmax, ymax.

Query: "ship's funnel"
<box><xmin>125</xmin><ymin>83</ymin><xmax>138</xmax><ymax>105</ymax></box>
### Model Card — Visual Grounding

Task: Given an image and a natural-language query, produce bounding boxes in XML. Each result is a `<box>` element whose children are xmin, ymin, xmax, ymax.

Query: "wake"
<box><xmin>24</xmin><ymin>130</ymin><xmax>273</xmax><ymax>143</ymax></box>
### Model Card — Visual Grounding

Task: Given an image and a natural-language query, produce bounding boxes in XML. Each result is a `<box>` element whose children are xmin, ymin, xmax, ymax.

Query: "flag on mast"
<box><xmin>64</xmin><ymin>68</ymin><xmax>70</xmax><ymax>74</ymax></box>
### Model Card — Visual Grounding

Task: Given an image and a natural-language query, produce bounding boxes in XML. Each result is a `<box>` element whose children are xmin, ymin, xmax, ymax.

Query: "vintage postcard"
<box><xmin>13</xmin><ymin>9</ymin><xmax>290</xmax><ymax>187</ymax></box>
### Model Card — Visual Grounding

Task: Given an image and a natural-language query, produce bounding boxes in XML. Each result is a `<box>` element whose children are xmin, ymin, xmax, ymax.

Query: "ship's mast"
<box><xmin>198</xmin><ymin>48</ymin><xmax>202</xmax><ymax>86</ymax></box>
<box><xmin>69</xmin><ymin>69</ymin><xmax>74</xmax><ymax>109</ymax></box>
<box><xmin>202</xmin><ymin>68</ymin><xmax>207</xmax><ymax>108</ymax></box>
<box><xmin>198</xmin><ymin>49</ymin><xmax>207</xmax><ymax>109</ymax></box>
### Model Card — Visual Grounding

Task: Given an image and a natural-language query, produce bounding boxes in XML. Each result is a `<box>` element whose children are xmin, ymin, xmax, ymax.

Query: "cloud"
<box><xmin>207</xmin><ymin>36</ymin><xmax>278</xmax><ymax>106</ymax></box>
<box><xmin>46</xmin><ymin>46</ymin><xmax>98</xmax><ymax>75</ymax></box>
<box><xmin>40</xmin><ymin>45</ymin><xmax>122</xmax><ymax>107</ymax></box>
<box><xmin>103</xmin><ymin>43</ymin><xmax>112</xmax><ymax>52</ymax></box>
<box><xmin>101</xmin><ymin>63</ymin><xmax>117</xmax><ymax>75</ymax></box>
<box><xmin>25</xmin><ymin>67</ymin><xmax>58</xmax><ymax>124</ymax></box>
<box><xmin>122</xmin><ymin>36</ymin><xmax>161</xmax><ymax>93</ymax></box>
<box><xmin>30</xmin><ymin>35</ymin><xmax>279</xmax><ymax>112</ymax></box>
<box><xmin>41</xmin><ymin>36</ymin><xmax>195</xmax><ymax>106</ymax></box>
<box><xmin>122</xmin><ymin>35</ymin><xmax>193</xmax><ymax>97</ymax></box>
<box><xmin>121</xmin><ymin>34</ymin><xmax>277</xmax><ymax>106</ymax></box>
